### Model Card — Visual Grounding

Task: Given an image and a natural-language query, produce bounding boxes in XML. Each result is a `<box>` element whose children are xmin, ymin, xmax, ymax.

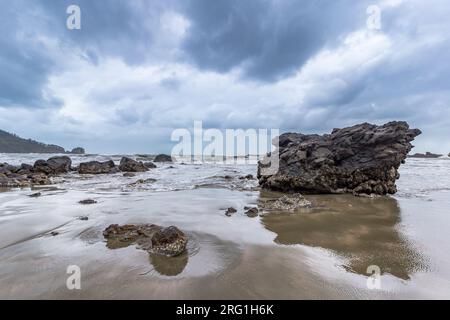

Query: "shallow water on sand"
<box><xmin>0</xmin><ymin>154</ymin><xmax>450</xmax><ymax>299</ymax></box>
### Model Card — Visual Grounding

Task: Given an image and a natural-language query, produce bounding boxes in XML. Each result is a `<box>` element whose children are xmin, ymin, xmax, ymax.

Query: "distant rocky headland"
<box><xmin>408</xmin><ymin>152</ymin><xmax>443</xmax><ymax>159</ymax></box>
<box><xmin>0</xmin><ymin>129</ymin><xmax>84</xmax><ymax>154</ymax></box>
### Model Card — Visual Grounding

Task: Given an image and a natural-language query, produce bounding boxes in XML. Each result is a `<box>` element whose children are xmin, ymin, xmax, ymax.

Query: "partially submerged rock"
<box><xmin>103</xmin><ymin>224</ymin><xmax>187</xmax><ymax>256</ymax></box>
<box><xmin>144</xmin><ymin>162</ymin><xmax>157</xmax><ymax>169</ymax></box>
<box><xmin>79</xmin><ymin>199</ymin><xmax>97</xmax><ymax>205</ymax></box>
<box><xmin>154</xmin><ymin>154</ymin><xmax>173</xmax><ymax>163</ymax></box>
<box><xmin>258</xmin><ymin>121</ymin><xmax>421</xmax><ymax>195</ymax></box>
<box><xmin>78</xmin><ymin>160</ymin><xmax>117</xmax><ymax>174</ymax></box>
<box><xmin>127</xmin><ymin>178</ymin><xmax>157</xmax><ymax>187</ymax></box>
<box><xmin>245</xmin><ymin>207</ymin><xmax>259</xmax><ymax>217</ymax></box>
<box><xmin>118</xmin><ymin>157</ymin><xmax>148</xmax><ymax>172</ymax></box>
<box><xmin>260</xmin><ymin>194</ymin><xmax>312</xmax><ymax>211</ymax></box>
<box><xmin>123</xmin><ymin>172</ymin><xmax>136</xmax><ymax>177</ymax></box>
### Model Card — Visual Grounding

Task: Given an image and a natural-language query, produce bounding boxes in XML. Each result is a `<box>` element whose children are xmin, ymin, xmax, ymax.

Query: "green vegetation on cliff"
<box><xmin>0</xmin><ymin>129</ymin><xmax>66</xmax><ymax>153</ymax></box>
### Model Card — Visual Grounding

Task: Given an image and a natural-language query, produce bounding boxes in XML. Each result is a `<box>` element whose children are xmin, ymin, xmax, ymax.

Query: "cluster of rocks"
<box><xmin>258</xmin><ymin>121</ymin><xmax>421</xmax><ymax>196</ymax></box>
<box><xmin>0</xmin><ymin>156</ymin><xmax>72</xmax><ymax>188</ymax></box>
<box><xmin>0</xmin><ymin>154</ymin><xmax>175</xmax><ymax>188</ymax></box>
<box><xmin>224</xmin><ymin>206</ymin><xmax>259</xmax><ymax>218</ymax></box>
<box><xmin>76</xmin><ymin>154</ymin><xmax>171</xmax><ymax>175</ymax></box>
<box><xmin>103</xmin><ymin>224</ymin><xmax>187</xmax><ymax>256</ymax></box>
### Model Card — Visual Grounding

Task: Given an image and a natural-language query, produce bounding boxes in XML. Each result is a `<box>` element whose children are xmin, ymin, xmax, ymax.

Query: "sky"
<box><xmin>0</xmin><ymin>0</ymin><xmax>449</xmax><ymax>154</ymax></box>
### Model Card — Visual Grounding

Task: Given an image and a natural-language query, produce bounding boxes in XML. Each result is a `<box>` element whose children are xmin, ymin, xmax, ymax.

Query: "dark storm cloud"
<box><xmin>180</xmin><ymin>0</ymin><xmax>370</xmax><ymax>81</ymax></box>
<box><xmin>36</xmin><ymin>0</ymin><xmax>162</xmax><ymax>65</ymax></box>
<box><xmin>0</xmin><ymin>2</ymin><xmax>58</xmax><ymax>107</ymax></box>
<box><xmin>0</xmin><ymin>0</ymin><xmax>162</xmax><ymax>108</ymax></box>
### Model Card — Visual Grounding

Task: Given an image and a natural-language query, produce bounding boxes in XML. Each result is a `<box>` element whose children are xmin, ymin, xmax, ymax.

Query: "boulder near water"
<box><xmin>33</xmin><ymin>156</ymin><xmax>72</xmax><ymax>175</ymax></box>
<box><xmin>78</xmin><ymin>160</ymin><xmax>117</xmax><ymax>174</ymax></box>
<box><xmin>258</xmin><ymin>121</ymin><xmax>421</xmax><ymax>195</ymax></box>
<box><xmin>118</xmin><ymin>157</ymin><xmax>149</xmax><ymax>172</ymax></box>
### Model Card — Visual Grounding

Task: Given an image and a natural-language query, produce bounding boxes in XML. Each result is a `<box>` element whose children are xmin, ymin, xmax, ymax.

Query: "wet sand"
<box><xmin>1</xmin><ymin>157</ymin><xmax>450</xmax><ymax>299</ymax></box>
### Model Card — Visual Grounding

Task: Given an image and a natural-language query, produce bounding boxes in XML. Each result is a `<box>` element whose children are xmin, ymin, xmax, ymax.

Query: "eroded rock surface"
<box><xmin>258</xmin><ymin>121</ymin><xmax>421</xmax><ymax>195</ymax></box>
<box><xmin>103</xmin><ymin>224</ymin><xmax>187</xmax><ymax>256</ymax></box>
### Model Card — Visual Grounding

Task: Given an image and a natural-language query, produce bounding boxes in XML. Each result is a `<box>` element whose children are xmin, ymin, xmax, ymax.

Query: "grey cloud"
<box><xmin>181</xmin><ymin>0</ymin><xmax>371</xmax><ymax>81</ymax></box>
<box><xmin>0</xmin><ymin>2</ymin><xmax>59</xmax><ymax>107</ymax></box>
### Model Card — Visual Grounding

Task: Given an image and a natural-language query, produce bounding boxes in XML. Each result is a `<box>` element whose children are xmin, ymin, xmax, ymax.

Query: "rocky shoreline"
<box><xmin>0</xmin><ymin>154</ymin><xmax>173</xmax><ymax>188</ymax></box>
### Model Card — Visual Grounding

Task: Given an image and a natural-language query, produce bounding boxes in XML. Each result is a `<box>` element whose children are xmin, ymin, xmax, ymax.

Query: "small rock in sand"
<box><xmin>123</xmin><ymin>172</ymin><xmax>136</xmax><ymax>177</ymax></box>
<box><xmin>28</xmin><ymin>192</ymin><xmax>42</xmax><ymax>198</ymax></box>
<box><xmin>225</xmin><ymin>207</ymin><xmax>237</xmax><ymax>217</ymax></box>
<box><xmin>245</xmin><ymin>207</ymin><xmax>259</xmax><ymax>218</ymax></box>
<box><xmin>79</xmin><ymin>199</ymin><xmax>97</xmax><ymax>205</ymax></box>
<box><xmin>103</xmin><ymin>224</ymin><xmax>187</xmax><ymax>256</ymax></box>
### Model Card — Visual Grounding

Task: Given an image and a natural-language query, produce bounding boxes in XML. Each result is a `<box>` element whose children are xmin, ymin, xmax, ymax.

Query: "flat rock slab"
<box><xmin>259</xmin><ymin>194</ymin><xmax>312</xmax><ymax>212</ymax></box>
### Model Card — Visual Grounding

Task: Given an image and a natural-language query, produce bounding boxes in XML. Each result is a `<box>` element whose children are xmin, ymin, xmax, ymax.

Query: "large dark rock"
<box><xmin>103</xmin><ymin>224</ymin><xmax>187</xmax><ymax>256</ymax></box>
<box><xmin>118</xmin><ymin>157</ymin><xmax>148</xmax><ymax>172</ymax></box>
<box><xmin>78</xmin><ymin>160</ymin><xmax>117</xmax><ymax>174</ymax></box>
<box><xmin>408</xmin><ymin>152</ymin><xmax>442</xmax><ymax>158</ymax></box>
<box><xmin>33</xmin><ymin>156</ymin><xmax>72</xmax><ymax>175</ymax></box>
<box><xmin>153</xmin><ymin>154</ymin><xmax>173</xmax><ymax>163</ymax></box>
<box><xmin>258</xmin><ymin>121</ymin><xmax>421</xmax><ymax>195</ymax></box>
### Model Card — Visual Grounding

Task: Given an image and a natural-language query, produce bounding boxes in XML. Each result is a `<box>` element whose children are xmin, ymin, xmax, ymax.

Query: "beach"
<box><xmin>0</xmin><ymin>154</ymin><xmax>450</xmax><ymax>299</ymax></box>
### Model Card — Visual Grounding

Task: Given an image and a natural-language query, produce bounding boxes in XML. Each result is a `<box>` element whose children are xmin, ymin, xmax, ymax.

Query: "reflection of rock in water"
<box><xmin>149</xmin><ymin>252</ymin><xmax>188</xmax><ymax>276</ymax></box>
<box><xmin>260</xmin><ymin>191</ymin><xmax>425</xmax><ymax>280</ymax></box>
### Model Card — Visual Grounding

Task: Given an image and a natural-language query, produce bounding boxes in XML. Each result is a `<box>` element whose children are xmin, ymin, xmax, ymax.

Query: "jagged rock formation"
<box><xmin>259</xmin><ymin>194</ymin><xmax>312</xmax><ymax>211</ymax></box>
<box><xmin>258</xmin><ymin>121</ymin><xmax>421</xmax><ymax>195</ymax></box>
